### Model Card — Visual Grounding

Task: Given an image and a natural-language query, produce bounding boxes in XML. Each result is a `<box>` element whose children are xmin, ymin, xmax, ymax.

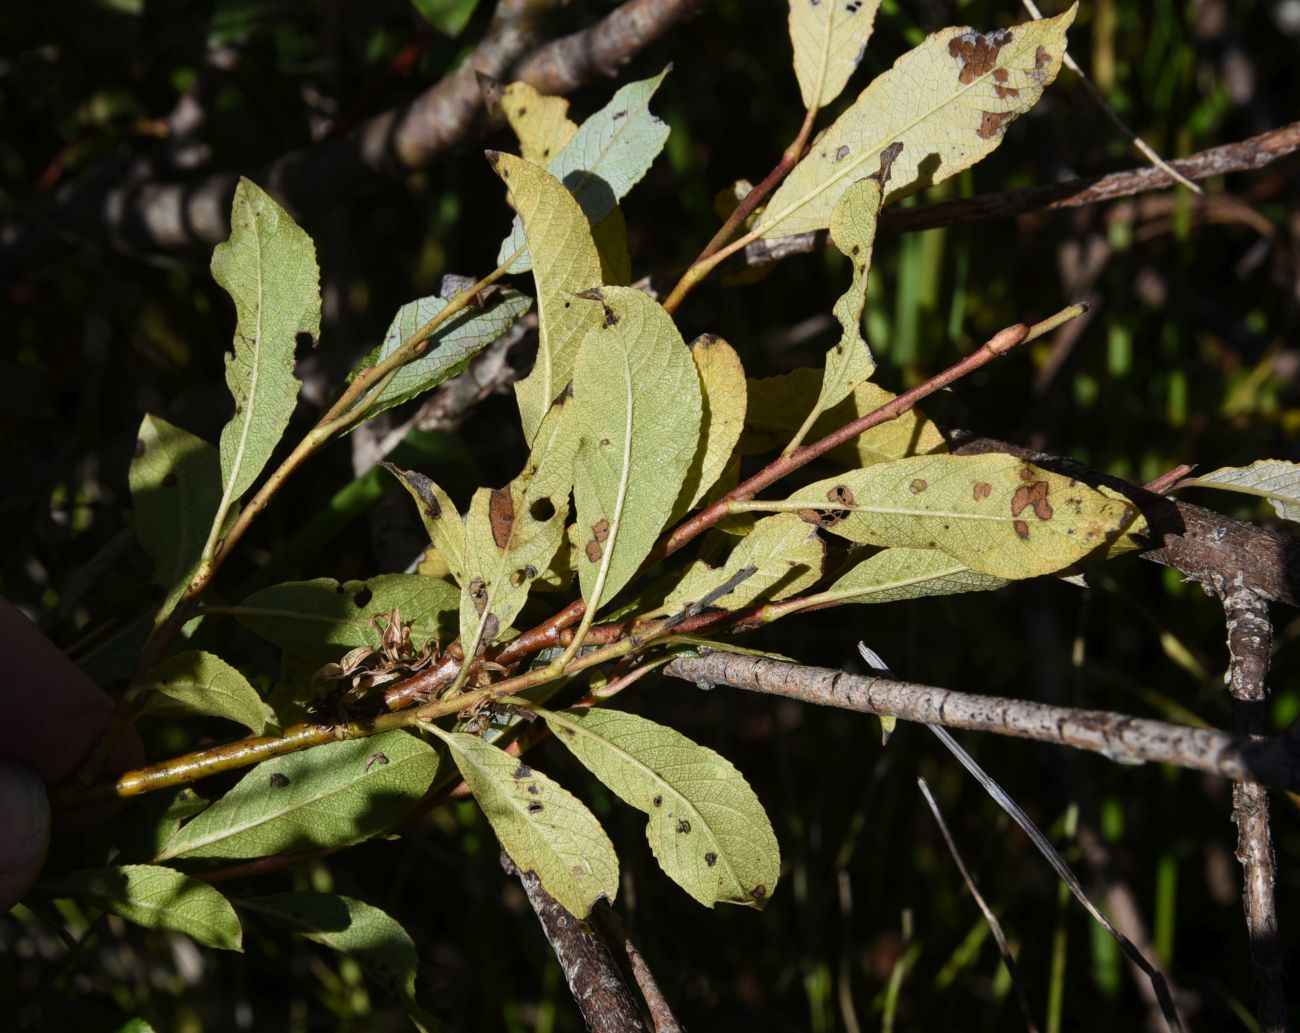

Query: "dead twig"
<box><xmin>1222</xmin><ymin>583</ymin><xmax>1288</xmax><ymax>1033</ymax></box>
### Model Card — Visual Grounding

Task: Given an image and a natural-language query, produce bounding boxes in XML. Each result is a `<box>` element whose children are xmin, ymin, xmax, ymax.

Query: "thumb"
<box><xmin>0</xmin><ymin>760</ymin><xmax>51</xmax><ymax>912</ymax></box>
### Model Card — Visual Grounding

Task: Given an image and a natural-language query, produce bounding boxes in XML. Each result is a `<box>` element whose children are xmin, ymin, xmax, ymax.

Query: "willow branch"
<box><xmin>660</xmin><ymin>652</ymin><xmax>1300</xmax><ymax>790</ymax></box>
<box><xmin>1222</xmin><ymin>583</ymin><xmax>1287</xmax><ymax>1033</ymax></box>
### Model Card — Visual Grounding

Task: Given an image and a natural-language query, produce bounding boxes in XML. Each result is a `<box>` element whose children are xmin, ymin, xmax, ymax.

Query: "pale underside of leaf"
<box><xmin>57</xmin><ymin>864</ymin><xmax>243</xmax><ymax>951</ymax></box>
<box><xmin>788</xmin><ymin>0</ymin><xmax>882</xmax><ymax>109</ymax></box>
<box><xmin>489</xmin><ymin>151</ymin><xmax>604</xmax><ymax>444</ymax></box>
<box><xmin>433</xmin><ymin>728</ymin><xmax>619</xmax><ymax>918</ymax></box>
<box><xmin>138</xmin><ymin>650</ymin><xmax>277</xmax><ymax>735</ymax></box>
<box><xmin>157</xmin><ymin>731</ymin><xmax>439</xmax><ymax>861</ymax></box>
<box><xmin>572</xmin><ymin>287</ymin><xmax>703</xmax><ymax>612</ymax></box>
<box><xmin>353</xmin><ymin>287</ymin><xmax>532</xmax><ymax>422</ymax></box>
<box><xmin>742</xmin><ymin>370</ymin><xmax>947</xmax><ymax>467</ymax></box>
<box><xmin>1181</xmin><ymin>459</ymin><xmax>1300</xmax><ymax>523</ymax></box>
<box><xmin>382</xmin><ymin>464</ymin><xmax>467</xmax><ymax>583</ymax></box>
<box><xmin>212</xmin><ymin>177</ymin><xmax>321</xmax><ymax>511</ymax></box>
<box><xmin>233</xmin><ymin>574</ymin><xmax>458</xmax><ymax>661</ymax></box>
<box><xmin>543</xmin><ymin>708</ymin><xmax>780</xmax><ymax>909</ymax></box>
<box><xmin>502</xmin><ymin>80</ymin><xmax>577</xmax><ymax>167</ymax></box>
<box><xmin>782</xmin><ymin>452</ymin><xmax>1136</xmax><ymax>578</ymax></box>
<box><xmin>656</xmin><ymin>513</ymin><xmax>824</xmax><ymax>617</ymax></box>
<box><xmin>460</xmin><ymin>398</ymin><xmax>579</xmax><ymax>654</ymax></box>
<box><xmin>759</xmin><ymin>4</ymin><xmax>1077</xmax><ymax>238</ymax></box>
<box><xmin>675</xmin><ymin>334</ymin><xmax>748</xmax><ymax>518</ymax></box>
<box><xmin>823</xmin><ymin>546</ymin><xmax>1008</xmax><ymax>605</ymax></box>
<box><xmin>498</xmin><ymin>69</ymin><xmax>670</xmax><ymax>274</ymax></box>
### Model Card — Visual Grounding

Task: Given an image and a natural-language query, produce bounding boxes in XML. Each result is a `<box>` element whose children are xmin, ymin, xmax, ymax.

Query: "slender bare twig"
<box><xmin>742</xmin><ymin>121</ymin><xmax>1300</xmax><ymax>268</ymax></box>
<box><xmin>917</xmin><ymin>777</ymin><xmax>1040</xmax><ymax>1033</ymax></box>
<box><xmin>595</xmin><ymin>910</ymin><xmax>684</xmax><ymax>1033</ymax></box>
<box><xmin>502</xmin><ymin>854</ymin><xmax>651</xmax><ymax>1033</ymax></box>
<box><xmin>659</xmin><ymin>651</ymin><xmax>1300</xmax><ymax>790</ymax></box>
<box><xmin>1222</xmin><ymin>583</ymin><xmax>1288</xmax><ymax>1033</ymax></box>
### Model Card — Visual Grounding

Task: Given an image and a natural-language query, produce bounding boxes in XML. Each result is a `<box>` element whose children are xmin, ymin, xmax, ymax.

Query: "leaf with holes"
<box><xmin>489</xmin><ymin>152</ymin><xmax>603</xmax><ymax>443</ymax></box>
<box><xmin>743</xmin><ymin>370</ymin><xmax>946</xmax><ymax>467</ymax></box>
<box><xmin>674</xmin><ymin>335</ymin><xmax>748</xmax><ymax>519</ymax></box>
<box><xmin>788</xmin><ymin>0</ymin><xmax>882</xmax><ymax>109</ymax></box>
<box><xmin>428</xmin><ymin>727</ymin><xmax>619</xmax><ymax>918</ymax></box>
<box><xmin>232</xmin><ymin>574</ymin><xmax>458</xmax><ymax>662</ymax></box>
<box><xmin>212</xmin><ymin>178</ymin><xmax>320</xmax><ymax>514</ymax></box>
<box><xmin>759</xmin><ymin>5</ymin><xmax>1076</xmax><ymax>238</ymax></box>
<box><xmin>777</xmin><ymin>453</ymin><xmax>1137</xmax><ymax>578</ymax></box>
<box><xmin>129</xmin><ymin>415</ymin><xmax>229</xmax><ymax>622</ymax></box>
<box><xmin>1179</xmin><ymin>460</ymin><xmax>1300</xmax><ymax>524</ymax></box>
<box><xmin>501</xmin><ymin>80</ymin><xmax>577</xmax><ymax>166</ymax></box>
<box><xmin>157</xmin><ymin>731</ymin><xmax>438</xmax><ymax>861</ymax></box>
<box><xmin>138</xmin><ymin>650</ymin><xmax>277</xmax><ymax>735</ymax></box>
<box><xmin>349</xmin><ymin>287</ymin><xmax>532</xmax><ymax>422</ymax></box>
<box><xmin>572</xmin><ymin>287</ymin><xmax>702</xmax><ymax>612</ymax></box>
<box><xmin>654</xmin><ymin>514</ymin><xmax>824</xmax><ymax>618</ymax></box>
<box><xmin>542</xmin><ymin>707</ymin><xmax>779</xmax><ymax>909</ymax></box>
<box><xmin>55</xmin><ymin>865</ymin><xmax>242</xmax><ymax>950</ymax></box>
<box><xmin>244</xmin><ymin>892</ymin><xmax>421</xmax><ymax>1003</ymax></box>
<box><xmin>498</xmin><ymin>69</ymin><xmax>670</xmax><ymax>274</ymax></box>
<box><xmin>382</xmin><ymin>464</ymin><xmax>467</xmax><ymax>583</ymax></box>
<box><xmin>459</xmin><ymin>398</ymin><xmax>579</xmax><ymax>655</ymax></box>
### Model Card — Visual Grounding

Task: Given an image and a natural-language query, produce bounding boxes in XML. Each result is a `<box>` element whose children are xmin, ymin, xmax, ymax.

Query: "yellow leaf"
<box><xmin>501</xmin><ymin>81</ymin><xmax>577</xmax><ymax>167</ymax></box>
<box><xmin>788</xmin><ymin>0</ymin><xmax>882</xmax><ymax>110</ymax></box>
<box><xmin>677</xmin><ymin>334</ymin><xmax>748</xmax><ymax>517</ymax></box>
<box><xmin>759</xmin><ymin>4</ymin><xmax>1077</xmax><ymax>238</ymax></box>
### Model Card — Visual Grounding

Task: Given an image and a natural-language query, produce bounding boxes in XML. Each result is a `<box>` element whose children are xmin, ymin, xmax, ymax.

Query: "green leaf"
<box><xmin>501</xmin><ymin>80</ymin><xmax>577</xmax><ymax>166</ymax></box>
<box><xmin>460</xmin><ymin>398</ymin><xmax>579</xmax><ymax>655</ymax></box>
<box><xmin>382</xmin><ymin>465</ymin><xmax>467</xmax><ymax>583</ymax></box>
<box><xmin>758</xmin><ymin>5</ymin><xmax>1077</xmax><ymax>238</ymax></box>
<box><xmin>212</xmin><ymin>177</ymin><xmax>320</xmax><ymax>511</ymax></box>
<box><xmin>129</xmin><ymin>415</ymin><xmax>226</xmax><ymax>620</ymax></box>
<box><xmin>489</xmin><ymin>151</ymin><xmax>604</xmax><ymax>443</ymax></box>
<box><xmin>408</xmin><ymin>0</ymin><xmax>480</xmax><ymax>36</ymax></box>
<box><xmin>429</xmin><ymin>727</ymin><xmax>619</xmax><ymax>918</ymax></box>
<box><xmin>656</xmin><ymin>514</ymin><xmax>824</xmax><ymax>617</ymax></box>
<box><xmin>743</xmin><ymin>370</ymin><xmax>947</xmax><ymax>467</ymax></box>
<box><xmin>780</xmin><ymin>453</ymin><xmax>1137</xmax><ymax>578</ymax></box>
<box><xmin>138</xmin><ymin>650</ymin><xmax>277</xmax><ymax>735</ymax></box>
<box><xmin>232</xmin><ymin>573</ymin><xmax>458</xmax><ymax>661</ymax></box>
<box><xmin>498</xmin><ymin>70</ymin><xmax>670</xmax><ymax>274</ymax></box>
<box><xmin>157</xmin><ymin>731</ymin><xmax>438</xmax><ymax>861</ymax></box>
<box><xmin>787</xmin><ymin>173</ymin><xmax>886</xmax><ymax>451</ymax></box>
<box><xmin>676</xmin><ymin>335</ymin><xmax>748</xmax><ymax>517</ymax></box>
<box><xmin>55</xmin><ymin>864</ymin><xmax>242</xmax><ymax>950</ymax></box>
<box><xmin>1179</xmin><ymin>460</ymin><xmax>1300</xmax><ymax>523</ymax></box>
<box><xmin>572</xmin><ymin>287</ymin><xmax>702</xmax><ymax>611</ymax></box>
<box><xmin>788</xmin><ymin>0</ymin><xmax>881</xmax><ymax>109</ymax></box>
<box><xmin>822</xmin><ymin>546</ymin><xmax>1008</xmax><ymax>605</ymax></box>
<box><xmin>542</xmin><ymin>708</ymin><xmax>779</xmax><ymax>909</ymax></box>
<box><xmin>244</xmin><ymin>891</ymin><xmax>420</xmax><ymax>1001</ymax></box>
<box><xmin>350</xmin><ymin>287</ymin><xmax>532</xmax><ymax>422</ymax></box>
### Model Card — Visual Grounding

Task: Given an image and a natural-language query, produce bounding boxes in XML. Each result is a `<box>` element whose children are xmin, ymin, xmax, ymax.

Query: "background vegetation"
<box><xmin>2</xmin><ymin>0</ymin><xmax>1297</xmax><ymax>1029</ymax></box>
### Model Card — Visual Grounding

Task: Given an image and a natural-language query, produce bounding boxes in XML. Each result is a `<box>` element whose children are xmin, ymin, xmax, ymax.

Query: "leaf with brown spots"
<box><xmin>540</xmin><ymin>707</ymin><xmax>780</xmax><ymax>909</ymax></box>
<box><xmin>382</xmin><ymin>464</ymin><xmax>467</xmax><ymax>583</ymax></box>
<box><xmin>500</xmin><ymin>80</ymin><xmax>577</xmax><ymax>167</ymax></box>
<box><xmin>758</xmin><ymin>4</ymin><xmax>1076</xmax><ymax>238</ymax></box>
<box><xmin>458</xmin><ymin>399</ymin><xmax>579</xmax><ymax>655</ymax></box>
<box><xmin>788</xmin><ymin>0</ymin><xmax>882</xmax><ymax>110</ymax></box>
<box><xmin>774</xmin><ymin>452</ymin><xmax>1138</xmax><ymax>578</ymax></box>
<box><xmin>426</xmin><ymin>725</ymin><xmax>619</xmax><ymax>919</ymax></box>
<box><xmin>572</xmin><ymin>288</ymin><xmax>702</xmax><ymax>612</ymax></box>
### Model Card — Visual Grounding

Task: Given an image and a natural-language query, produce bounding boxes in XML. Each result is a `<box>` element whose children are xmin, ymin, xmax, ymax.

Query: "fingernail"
<box><xmin>0</xmin><ymin>760</ymin><xmax>51</xmax><ymax>910</ymax></box>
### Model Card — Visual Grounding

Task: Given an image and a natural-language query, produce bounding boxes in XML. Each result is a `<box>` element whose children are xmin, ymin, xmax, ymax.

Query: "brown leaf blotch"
<box><xmin>827</xmin><ymin>485</ymin><xmax>855</xmax><ymax>506</ymax></box>
<box><xmin>909</xmin><ymin>478</ymin><xmax>928</xmax><ymax>494</ymax></box>
<box><xmin>468</xmin><ymin>577</ymin><xmax>487</xmax><ymax>613</ymax></box>
<box><xmin>1011</xmin><ymin>481</ymin><xmax>1053</xmax><ymax>521</ymax></box>
<box><xmin>973</xmin><ymin>482</ymin><xmax>993</xmax><ymax>501</ymax></box>
<box><xmin>948</xmin><ymin>28</ymin><xmax>1012</xmax><ymax>85</ymax></box>
<box><xmin>513</xmin><ymin>763</ymin><xmax>533</xmax><ymax>780</ymax></box>
<box><xmin>835</xmin><ymin>144</ymin><xmax>850</xmax><ymax>161</ymax></box>
<box><xmin>489</xmin><ymin>487</ymin><xmax>515</xmax><ymax>548</ymax></box>
<box><xmin>677</xmin><ymin>819</ymin><xmax>692</xmax><ymax>835</ymax></box>
<box><xmin>592</xmin><ymin>519</ymin><xmax>610</xmax><ymax>543</ymax></box>
<box><xmin>585</xmin><ymin>539</ymin><xmax>603</xmax><ymax>563</ymax></box>
<box><xmin>527</xmin><ymin>802</ymin><xmax>544</xmax><ymax>814</ymax></box>
<box><xmin>652</xmin><ymin>795</ymin><xmax>663</xmax><ymax>807</ymax></box>
<box><xmin>705</xmin><ymin>852</ymin><xmax>718</xmax><ymax>867</ymax></box>
<box><xmin>269</xmin><ymin>773</ymin><xmax>290</xmax><ymax>788</ymax></box>
<box><xmin>1013</xmin><ymin>518</ymin><xmax>1030</xmax><ymax>540</ymax></box>
<box><xmin>977</xmin><ymin>110</ymin><xmax>1015</xmax><ymax>140</ymax></box>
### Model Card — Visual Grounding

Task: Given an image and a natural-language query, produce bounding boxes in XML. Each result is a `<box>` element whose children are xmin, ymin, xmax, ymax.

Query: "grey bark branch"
<box><xmin>660</xmin><ymin>651</ymin><xmax>1300</xmax><ymax>791</ymax></box>
<box><xmin>1222</xmin><ymin>584</ymin><xmax>1288</xmax><ymax>1033</ymax></box>
<box><xmin>742</xmin><ymin>120</ymin><xmax>1300</xmax><ymax>267</ymax></box>
<box><xmin>1</xmin><ymin>0</ymin><xmax>712</xmax><ymax>265</ymax></box>
<box><xmin>503</xmin><ymin>853</ymin><xmax>651</xmax><ymax>1033</ymax></box>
